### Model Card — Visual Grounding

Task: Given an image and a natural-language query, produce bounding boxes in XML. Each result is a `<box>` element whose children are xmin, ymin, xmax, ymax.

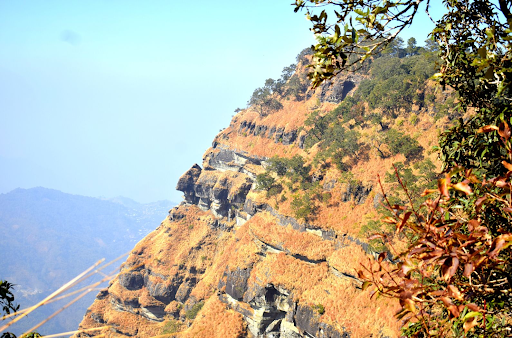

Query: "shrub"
<box><xmin>384</xmin><ymin>129</ymin><xmax>423</xmax><ymax>161</ymax></box>
<box><xmin>322</xmin><ymin>192</ymin><xmax>331</xmax><ymax>204</ymax></box>
<box><xmin>255</xmin><ymin>173</ymin><xmax>275</xmax><ymax>191</ymax></box>
<box><xmin>267</xmin><ymin>184</ymin><xmax>283</xmax><ymax>198</ymax></box>
<box><xmin>291</xmin><ymin>193</ymin><xmax>314</xmax><ymax>220</ymax></box>
<box><xmin>266</xmin><ymin>156</ymin><xmax>289</xmax><ymax>176</ymax></box>
<box><xmin>162</xmin><ymin>319</ymin><xmax>182</xmax><ymax>334</ymax></box>
<box><xmin>409</xmin><ymin>113</ymin><xmax>418</xmax><ymax>125</ymax></box>
<box><xmin>185</xmin><ymin>301</ymin><xmax>204</xmax><ymax>320</ymax></box>
<box><xmin>313</xmin><ymin>304</ymin><xmax>325</xmax><ymax>315</ymax></box>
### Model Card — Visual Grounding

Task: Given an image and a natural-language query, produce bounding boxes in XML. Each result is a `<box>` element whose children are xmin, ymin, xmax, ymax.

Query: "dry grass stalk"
<box><xmin>1</xmin><ymin>251</ymin><xmax>130</xmax><ymax>336</ymax></box>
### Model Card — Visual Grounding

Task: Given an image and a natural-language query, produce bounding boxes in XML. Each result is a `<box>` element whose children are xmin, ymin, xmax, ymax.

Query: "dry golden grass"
<box><xmin>248</xmin><ymin>252</ymin><xmax>329</xmax><ymax>298</ymax></box>
<box><xmin>73</xmin><ymin>204</ymin><xmax>241</xmax><ymax>337</ymax></box>
<box><xmin>77</xmin><ymin>295</ymin><xmax>162</xmax><ymax>337</ymax></box>
<box><xmin>179</xmin><ymin>295</ymin><xmax>247</xmax><ymax>338</ymax></box>
<box><xmin>327</xmin><ymin>243</ymin><xmax>372</xmax><ymax>275</ymax></box>
<box><xmin>248</xmin><ymin>212</ymin><xmax>334</xmax><ymax>261</ymax></box>
<box><xmin>189</xmin><ymin>223</ymin><xmax>261</xmax><ymax>300</ymax></box>
<box><xmin>212</xmin><ymin>97</ymin><xmax>319</xmax><ymax>159</ymax></box>
<box><xmin>299</xmin><ymin>274</ymin><xmax>400</xmax><ymax>338</ymax></box>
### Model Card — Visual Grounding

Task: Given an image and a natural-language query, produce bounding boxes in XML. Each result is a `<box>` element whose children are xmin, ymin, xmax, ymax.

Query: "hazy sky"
<box><xmin>0</xmin><ymin>1</ymin><xmax>441</xmax><ymax>204</ymax></box>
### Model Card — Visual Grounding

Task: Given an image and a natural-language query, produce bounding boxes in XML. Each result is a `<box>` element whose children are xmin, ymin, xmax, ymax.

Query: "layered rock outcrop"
<box><xmin>74</xmin><ymin>132</ymin><xmax>398</xmax><ymax>338</ymax></box>
<box><xmin>176</xmin><ymin>165</ymin><xmax>252</xmax><ymax>219</ymax></box>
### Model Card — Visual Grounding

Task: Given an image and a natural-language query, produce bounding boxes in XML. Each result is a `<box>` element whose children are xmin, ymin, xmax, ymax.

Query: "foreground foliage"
<box><xmin>295</xmin><ymin>0</ymin><xmax>512</xmax><ymax>336</ymax></box>
<box><xmin>0</xmin><ymin>281</ymin><xmax>40</xmax><ymax>338</ymax></box>
<box><xmin>361</xmin><ymin>154</ymin><xmax>512</xmax><ymax>336</ymax></box>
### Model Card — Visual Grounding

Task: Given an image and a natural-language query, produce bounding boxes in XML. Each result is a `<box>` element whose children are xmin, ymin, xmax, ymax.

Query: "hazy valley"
<box><xmin>0</xmin><ymin>187</ymin><xmax>174</xmax><ymax>335</ymax></box>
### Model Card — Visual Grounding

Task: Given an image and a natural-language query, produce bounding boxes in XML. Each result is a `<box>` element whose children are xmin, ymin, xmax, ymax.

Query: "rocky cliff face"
<box><xmin>74</xmin><ymin>56</ymin><xmax>449</xmax><ymax>338</ymax></box>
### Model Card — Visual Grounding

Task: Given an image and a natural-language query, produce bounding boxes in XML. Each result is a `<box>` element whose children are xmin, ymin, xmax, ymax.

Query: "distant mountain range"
<box><xmin>0</xmin><ymin>187</ymin><xmax>176</xmax><ymax>336</ymax></box>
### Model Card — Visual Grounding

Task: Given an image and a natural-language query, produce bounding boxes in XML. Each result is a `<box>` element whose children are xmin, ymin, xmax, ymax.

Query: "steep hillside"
<box><xmin>0</xmin><ymin>187</ymin><xmax>174</xmax><ymax>335</ymax></box>
<box><xmin>74</xmin><ymin>49</ymin><xmax>456</xmax><ymax>337</ymax></box>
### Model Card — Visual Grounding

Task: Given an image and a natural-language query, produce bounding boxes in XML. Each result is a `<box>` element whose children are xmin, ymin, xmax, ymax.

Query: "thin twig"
<box><xmin>40</xmin><ymin>326</ymin><xmax>110</xmax><ymax>338</ymax></box>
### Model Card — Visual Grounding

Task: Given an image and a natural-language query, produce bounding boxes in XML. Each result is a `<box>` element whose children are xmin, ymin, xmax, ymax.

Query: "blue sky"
<box><xmin>0</xmin><ymin>1</ymin><xmax>441</xmax><ymax>204</ymax></box>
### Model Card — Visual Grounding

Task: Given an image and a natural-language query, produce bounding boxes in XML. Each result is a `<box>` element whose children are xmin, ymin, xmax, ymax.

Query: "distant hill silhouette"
<box><xmin>0</xmin><ymin>187</ymin><xmax>176</xmax><ymax>336</ymax></box>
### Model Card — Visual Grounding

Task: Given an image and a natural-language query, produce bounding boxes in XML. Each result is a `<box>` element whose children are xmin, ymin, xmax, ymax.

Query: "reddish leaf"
<box><xmin>466</xmin><ymin>303</ymin><xmax>481</xmax><ymax>312</ymax></box>
<box><xmin>447</xmin><ymin>284</ymin><xmax>464</xmax><ymax>301</ymax></box>
<box><xmin>425</xmin><ymin>248</ymin><xmax>445</xmax><ymax>260</ymax></box>
<box><xmin>502</xmin><ymin>161</ymin><xmax>512</xmax><ymax>171</ymax></box>
<box><xmin>396</xmin><ymin>211</ymin><xmax>412</xmax><ymax>233</ymax></box>
<box><xmin>441</xmin><ymin>257</ymin><xmax>459</xmax><ymax>281</ymax></box>
<box><xmin>400</xmin><ymin>260</ymin><xmax>415</xmax><ymax>275</ymax></box>
<box><xmin>463</xmin><ymin>316</ymin><xmax>479</xmax><ymax>332</ymax></box>
<box><xmin>452</xmin><ymin>182</ymin><xmax>473</xmax><ymax>195</ymax></box>
<box><xmin>495</xmin><ymin>177</ymin><xmax>509</xmax><ymax>188</ymax></box>
<box><xmin>440</xmin><ymin>297</ymin><xmax>453</xmax><ymax>307</ymax></box>
<box><xmin>429</xmin><ymin>290</ymin><xmax>447</xmax><ymax>297</ymax></box>
<box><xmin>448</xmin><ymin>305</ymin><xmax>461</xmax><ymax>318</ymax></box>
<box><xmin>421</xmin><ymin>188</ymin><xmax>438</xmax><ymax>196</ymax></box>
<box><xmin>438</xmin><ymin>178</ymin><xmax>450</xmax><ymax>198</ymax></box>
<box><xmin>475</xmin><ymin>196</ymin><xmax>487</xmax><ymax>213</ymax></box>
<box><xmin>467</xmin><ymin>219</ymin><xmax>480</xmax><ymax>231</ymax></box>
<box><xmin>455</xmin><ymin>232</ymin><xmax>469</xmax><ymax>241</ymax></box>
<box><xmin>410</xmin><ymin>246</ymin><xmax>428</xmax><ymax>255</ymax></box>
<box><xmin>477</xmin><ymin>125</ymin><xmax>499</xmax><ymax>133</ymax></box>
<box><xmin>463</xmin><ymin>262</ymin><xmax>474</xmax><ymax>277</ymax></box>
<box><xmin>440</xmin><ymin>296</ymin><xmax>460</xmax><ymax>317</ymax></box>
<box><xmin>466</xmin><ymin>172</ymin><xmax>480</xmax><ymax>184</ymax></box>
<box><xmin>471</xmin><ymin>225</ymin><xmax>490</xmax><ymax>239</ymax></box>
<box><xmin>489</xmin><ymin>234</ymin><xmax>512</xmax><ymax>258</ymax></box>
<box><xmin>378</xmin><ymin>252</ymin><xmax>387</xmax><ymax>263</ymax></box>
<box><xmin>473</xmin><ymin>255</ymin><xmax>487</xmax><ymax>268</ymax></box>
<box><xmin>498</xmin><ymin>121</ymin><xmax>511</xmax><ymax>140</ymax></box>
<box><xmin>367</xmin><ymin>233</ymin><xmax>387</xmax><ymax>240</ymax></box>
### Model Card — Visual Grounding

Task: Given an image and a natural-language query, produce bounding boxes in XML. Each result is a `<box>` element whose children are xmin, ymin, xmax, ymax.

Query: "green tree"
<box><xmin>255</xmin><ymin>173</ymin><xmax>283</xmax><ymax>199</ymax></box>
<box><xmin>384</xmin><ymin>129</ymin><xmax>423</xmax><ymax>161</ymax></box>
<box><xmin>266</xmin><ymin>156</ymin><xmax>289</xmax><ymax>176</ymax></box>
<box><xmin>248</xmin><ymin>78</ymin><xmax>283</xmax><ymax>116</ymax></box>
<box><xmin>406</xmin><ymin>37</ymin><xmax>419</xmax><ymax>56</ymax></box>
<box><xmin>255</xmin><ymin>173</ymin><xmax>275</xmax><ymax>191</ymax></box>
<box><xmin>280</xmin><ymin>64</ymin><xmax>296</xmax><ymax>83</ymax></box>
<box><xmin>291</xmin><ymin>193</ymin><xmax>314</xmax><ymax>220</ymax></box>
<box><xmin>423</xmin><ymin>37</ymin><xmax>439</xmax><ymax>53</ymax></box>
<box><xmin>296</xmin><ymin>46</ymin><xmax>313</xmax><ymax>64</ymax></box>
<box><xmin>383</xmin><ymin>37</ymin><xmax>405</xmax><ymax>58</ymax></box>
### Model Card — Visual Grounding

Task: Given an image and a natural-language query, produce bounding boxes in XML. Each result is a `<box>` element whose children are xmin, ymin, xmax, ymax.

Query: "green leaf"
<box><xmin>462</xmin><ymin>311</ymin><xmax>482</xmax><ymax>320</ymax></box>
<box><xmin>362</xmin><ymin>281</ymin><xmax>372</xmax><ymax>290</ymax></box>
